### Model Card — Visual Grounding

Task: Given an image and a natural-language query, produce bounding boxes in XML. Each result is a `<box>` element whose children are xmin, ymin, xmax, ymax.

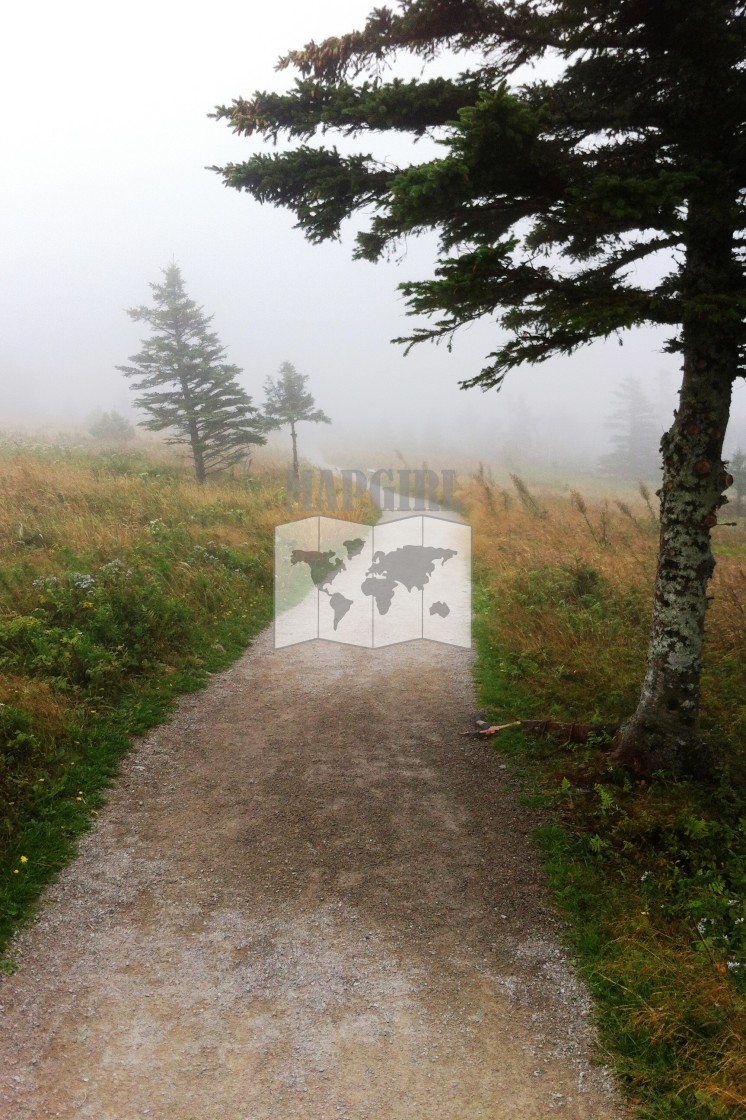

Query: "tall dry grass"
<box><xmin>460</xmin><ymin>471</ymin><xmax>745</xmax><ymax>742</ymax></box>
<box><xmin>0</xmin><ymin>446</ymin><xmax>372</xmax><ymax>563</ymax></box>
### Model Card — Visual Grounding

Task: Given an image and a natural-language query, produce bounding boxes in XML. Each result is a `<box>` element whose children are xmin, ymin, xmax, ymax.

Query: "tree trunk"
<box><xmin>613</xmin><ymin>361</ymin><xmax>733</xmax><ymax>775</ymax></box>
<box><xmin>614</xmin><ymin>198</ymin><xmax>738</xmax><ymax>776</ymax></box>
<box><xmin>178</xmin><ymin>373</ymin><xmax>206</xmax><ymax>485</ymax></box>
<box><xmin>191</xmin><ymin>427</ymin><xmax>206</xmax><ymax>486</ymax></box>
<box><xmin>290</xmin><ymin>421</ymin><xmax>299</xmax><ymax>482</ymax></box>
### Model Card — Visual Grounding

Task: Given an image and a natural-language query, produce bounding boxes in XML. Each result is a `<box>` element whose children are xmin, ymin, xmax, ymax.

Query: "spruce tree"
<box><xmin>213</xmin><ymin>0</ymin><xmax>746</xmax><ymax>775</ymax></box>
<box><xmin>117</xmin><ymin>265</ymin><xmax>265</xmax><ymax>483</ymax></box>
<box><xmin>88</xmin><ymin>411</ymin><xmax>135</xmax><ymax>444</ymax></box>
<box><xmin>600</xmin><ymin>378</ymin><xmax>661</xmax><ymax>480</ymax></box>
<box><xmin>263</xmin><ymin>361</ymin><xmax>331</xmax><ymax>481</ymax></box>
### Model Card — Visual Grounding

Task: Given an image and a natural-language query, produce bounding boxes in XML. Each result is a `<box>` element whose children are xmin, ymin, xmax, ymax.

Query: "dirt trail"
<box><xmin>0</xmin><ymin>631</ymin><xmax>625</xmax><ymax>1119</ymax></box>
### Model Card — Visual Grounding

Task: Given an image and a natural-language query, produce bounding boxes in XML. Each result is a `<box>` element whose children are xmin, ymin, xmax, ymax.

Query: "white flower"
<box><xmin>70</xmin><ymin>573</ymin><xmax>95</xmax><ymax>591</ymax></box>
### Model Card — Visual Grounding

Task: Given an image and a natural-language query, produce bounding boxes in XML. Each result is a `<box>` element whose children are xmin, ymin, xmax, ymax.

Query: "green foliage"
<box><xmin>263</xmin><ymin>361</ymin><xmax>330</xmax><ymax>430</ymax></box>
<box><xmin>214</xmin><ymin>76</ymin><xmax>487</xmax><ymax>142</ymax></box>
<box><xmin>263</xmin><ymin>361</ymin><xmax>331</xmax><ymax>478</ymax></box>
<box><xmin>88</xmin><ymin>411</ymin><xmax>135</xmax><ymax>443</ymax></box>
<box><xmin>0</xmin><ymin>540</ymin><xmax>271</xmax><ymax>859</ymax></box>
<box><xmin>118</xmin><ymin>264</ymin><xmax>265</xmax><ymax>483</ymax></box>
<box><xmin>213</xmin><ymin>1</ymin><xmax>746</xmax><ymax>385</ymax></box>
<box><xmin>0</xmin><ymin>448</ymin><xmax>282</xmax><ymax>957</ymax></box>
<box><xmin>472</xmin><ymin>569</ymin><xmax>746</xmax><ymax>1117</ymax></box>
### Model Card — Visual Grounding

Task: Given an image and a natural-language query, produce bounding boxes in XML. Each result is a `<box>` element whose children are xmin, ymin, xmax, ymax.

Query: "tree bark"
<box><xmin>613</xmin><ymin>362</ymin><xmax>733</xmax><ymax>775</ymax></box>
<box><xmin>614</xmin><ymin>198</ymin><xmax>739</xmax><ymax>776</ymax></box>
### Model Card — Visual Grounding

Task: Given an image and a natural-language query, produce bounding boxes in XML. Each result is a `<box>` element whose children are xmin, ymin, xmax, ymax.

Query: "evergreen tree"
<box><xmin>117</xmin><ymin>265</ymin><xmax>265</xmax><ymax>483</ymax></box>
<box><xmin>600</xmin><ymin>378</ymin><xmax>661</xmax><ymax>480</ymax></box>
<box><xmin>213</xmin><ymin>1</ymin><xmax>746</xmax><ymax>775</ymax></box>
<box><xmin>88</xmin><ymin>410</ymin><xmax>135</xmax><ymax>443</ymax></box>
<box><xmin>263</xmin><ymin>361</ymin><xmax>331</xmax><ymax>481</ymax></box>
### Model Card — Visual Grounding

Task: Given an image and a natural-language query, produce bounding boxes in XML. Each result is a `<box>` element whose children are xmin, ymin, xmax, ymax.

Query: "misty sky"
<box><xmin>3</xmin><ymin>0</ymin><xmax>746</xmax><ymax>467</ymax></box>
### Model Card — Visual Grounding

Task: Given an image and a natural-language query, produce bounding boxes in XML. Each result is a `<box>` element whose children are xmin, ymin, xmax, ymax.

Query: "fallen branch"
<box><xmin>467</xmin><ymin>720</ymin><xmax>521</xmax><ymax>736</ymax></box>
<box><xmin>465</xmin><ymin>718</ymin><xmax>620</xmax><ymax>745</ymax></box>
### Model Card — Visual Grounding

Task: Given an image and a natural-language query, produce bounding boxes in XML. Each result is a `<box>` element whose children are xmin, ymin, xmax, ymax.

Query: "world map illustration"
<box><xmin>290</xmin><ymin>540</ymin><xmax>458</xmax><ymax>631</ymax></box>
<box><xmin>274</xmin><ymin>516</ymin><xmax>471</xmax><ymax>649</ymax></box>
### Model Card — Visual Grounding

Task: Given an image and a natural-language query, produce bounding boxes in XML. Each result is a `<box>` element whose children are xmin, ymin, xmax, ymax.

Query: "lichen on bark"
<box><xmin>614</xmin><ymin>353</ymin><xmax>735</xmax><ymax>775</ymax></box>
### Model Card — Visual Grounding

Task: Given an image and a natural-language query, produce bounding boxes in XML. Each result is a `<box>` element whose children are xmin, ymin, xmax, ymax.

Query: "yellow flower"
<box><xmin>19</xmin><ymin>855</ymin><xmax>28</xmax><ymax>864</ymax></box>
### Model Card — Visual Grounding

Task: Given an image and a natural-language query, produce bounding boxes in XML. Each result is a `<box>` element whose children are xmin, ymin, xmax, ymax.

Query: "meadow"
<box><xmin>460</xmin><ymin>469</ymin><xmax>746</xmax><ymax>1119</ymax></box>
<box><xmin>2</xmin><ymin>436</ymin><xmax>745</xmax><ymax>1116</ymax></box>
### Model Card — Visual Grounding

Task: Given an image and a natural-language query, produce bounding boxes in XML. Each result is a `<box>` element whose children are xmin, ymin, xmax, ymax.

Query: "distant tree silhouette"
<box><xmin>88</xmin><ymin>411</ymin><xmax>135</xmax><ymax>443</ymax></box>
<box><xmin>600</xmin><ymin>378</ymin><xmax>661</xmax><ymax>480</ymax></box>
<box><xmin>118</xmin><ymin>265</ymin><xmax>265</xmax><ymax>483</ymax></box>
<box><xmin>729</xmin><ymin>449</ymin><xmax>746</xmax><ymax>511</ymax></box>
<box><xmin>263</xmin><ymin>362</ymin><xmax>330</xmax><ymax>481</ymax></box>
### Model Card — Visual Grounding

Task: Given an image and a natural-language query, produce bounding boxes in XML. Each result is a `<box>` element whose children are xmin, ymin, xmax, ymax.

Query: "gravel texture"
<box><xmin>0</xmin><ymin>630</ymin><xmax>627</xmax><ymax>1119</ymax></box>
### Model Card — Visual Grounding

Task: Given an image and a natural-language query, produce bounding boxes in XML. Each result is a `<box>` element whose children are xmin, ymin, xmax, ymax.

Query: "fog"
<box><xmin>3</xmin><ymin>0</ymin><xmax>746</xmax><ymax>473</ymax></box>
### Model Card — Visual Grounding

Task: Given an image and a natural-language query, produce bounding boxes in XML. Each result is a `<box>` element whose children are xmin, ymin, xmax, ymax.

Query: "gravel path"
<box><xmin>0</xmin><ymin>630</ymin><xmax>626</xmax><ymax>1119</ymax></box>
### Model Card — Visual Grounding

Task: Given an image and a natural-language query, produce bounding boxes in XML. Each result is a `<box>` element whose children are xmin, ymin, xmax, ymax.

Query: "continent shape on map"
<box><xmin>343</xmin><ymin>538</ymin><xmax>366</xmax><ymax>560</ymax></box>
<box><xmin>362</xmin><ymin>545</ymin><xmax>458</xmax><ymax>617</ymax></box>
<box><xmin>290</xmin><ymin>549</ymin><xmax>345</xmax><ymax>590</ymax></box>
<box><xmin>327</xmin><ymin>591</ymin><xmax>354</xmax><ymax>630</ymax></box>
<box><xmin>368</xmin><ymin>546</ymin><xmax>457</xmax><ymax>591</ymax></box>
<box><xmin>360</xmin><ymin>575</ymin><xmax>397</xmax><ymax>616</ymax></box>
<box><xmin>289</xmin><ymin>541</ymin><xmax>459</xmax><ymax>629</ymax></box>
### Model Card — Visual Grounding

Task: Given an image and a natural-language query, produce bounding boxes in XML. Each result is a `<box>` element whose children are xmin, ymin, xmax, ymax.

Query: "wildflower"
<box><xmin>70</xmin><ymin>573</ymin><xmax>95</xmax><ymax>591</ymax></box>
<box><xmin>33</xmin><ymin>576</ymin><xmax>58</xmax><ymax>589</ymax></box>
<box><xmin>19</xmin><ymin>856</ymin><xmax>28</xmax><ymax>864</ymax></box>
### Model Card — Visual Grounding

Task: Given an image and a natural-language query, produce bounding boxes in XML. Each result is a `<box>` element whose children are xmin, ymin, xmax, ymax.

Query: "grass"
<box><xmin>462</xmin><ymin>472</ymin><xmax>746</xmax><ymax>1120</ymax></box>
<box><xmin>0</xmin><ymin>437</ymin><xmax>371</xmax><ymax>963</ymax></box>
